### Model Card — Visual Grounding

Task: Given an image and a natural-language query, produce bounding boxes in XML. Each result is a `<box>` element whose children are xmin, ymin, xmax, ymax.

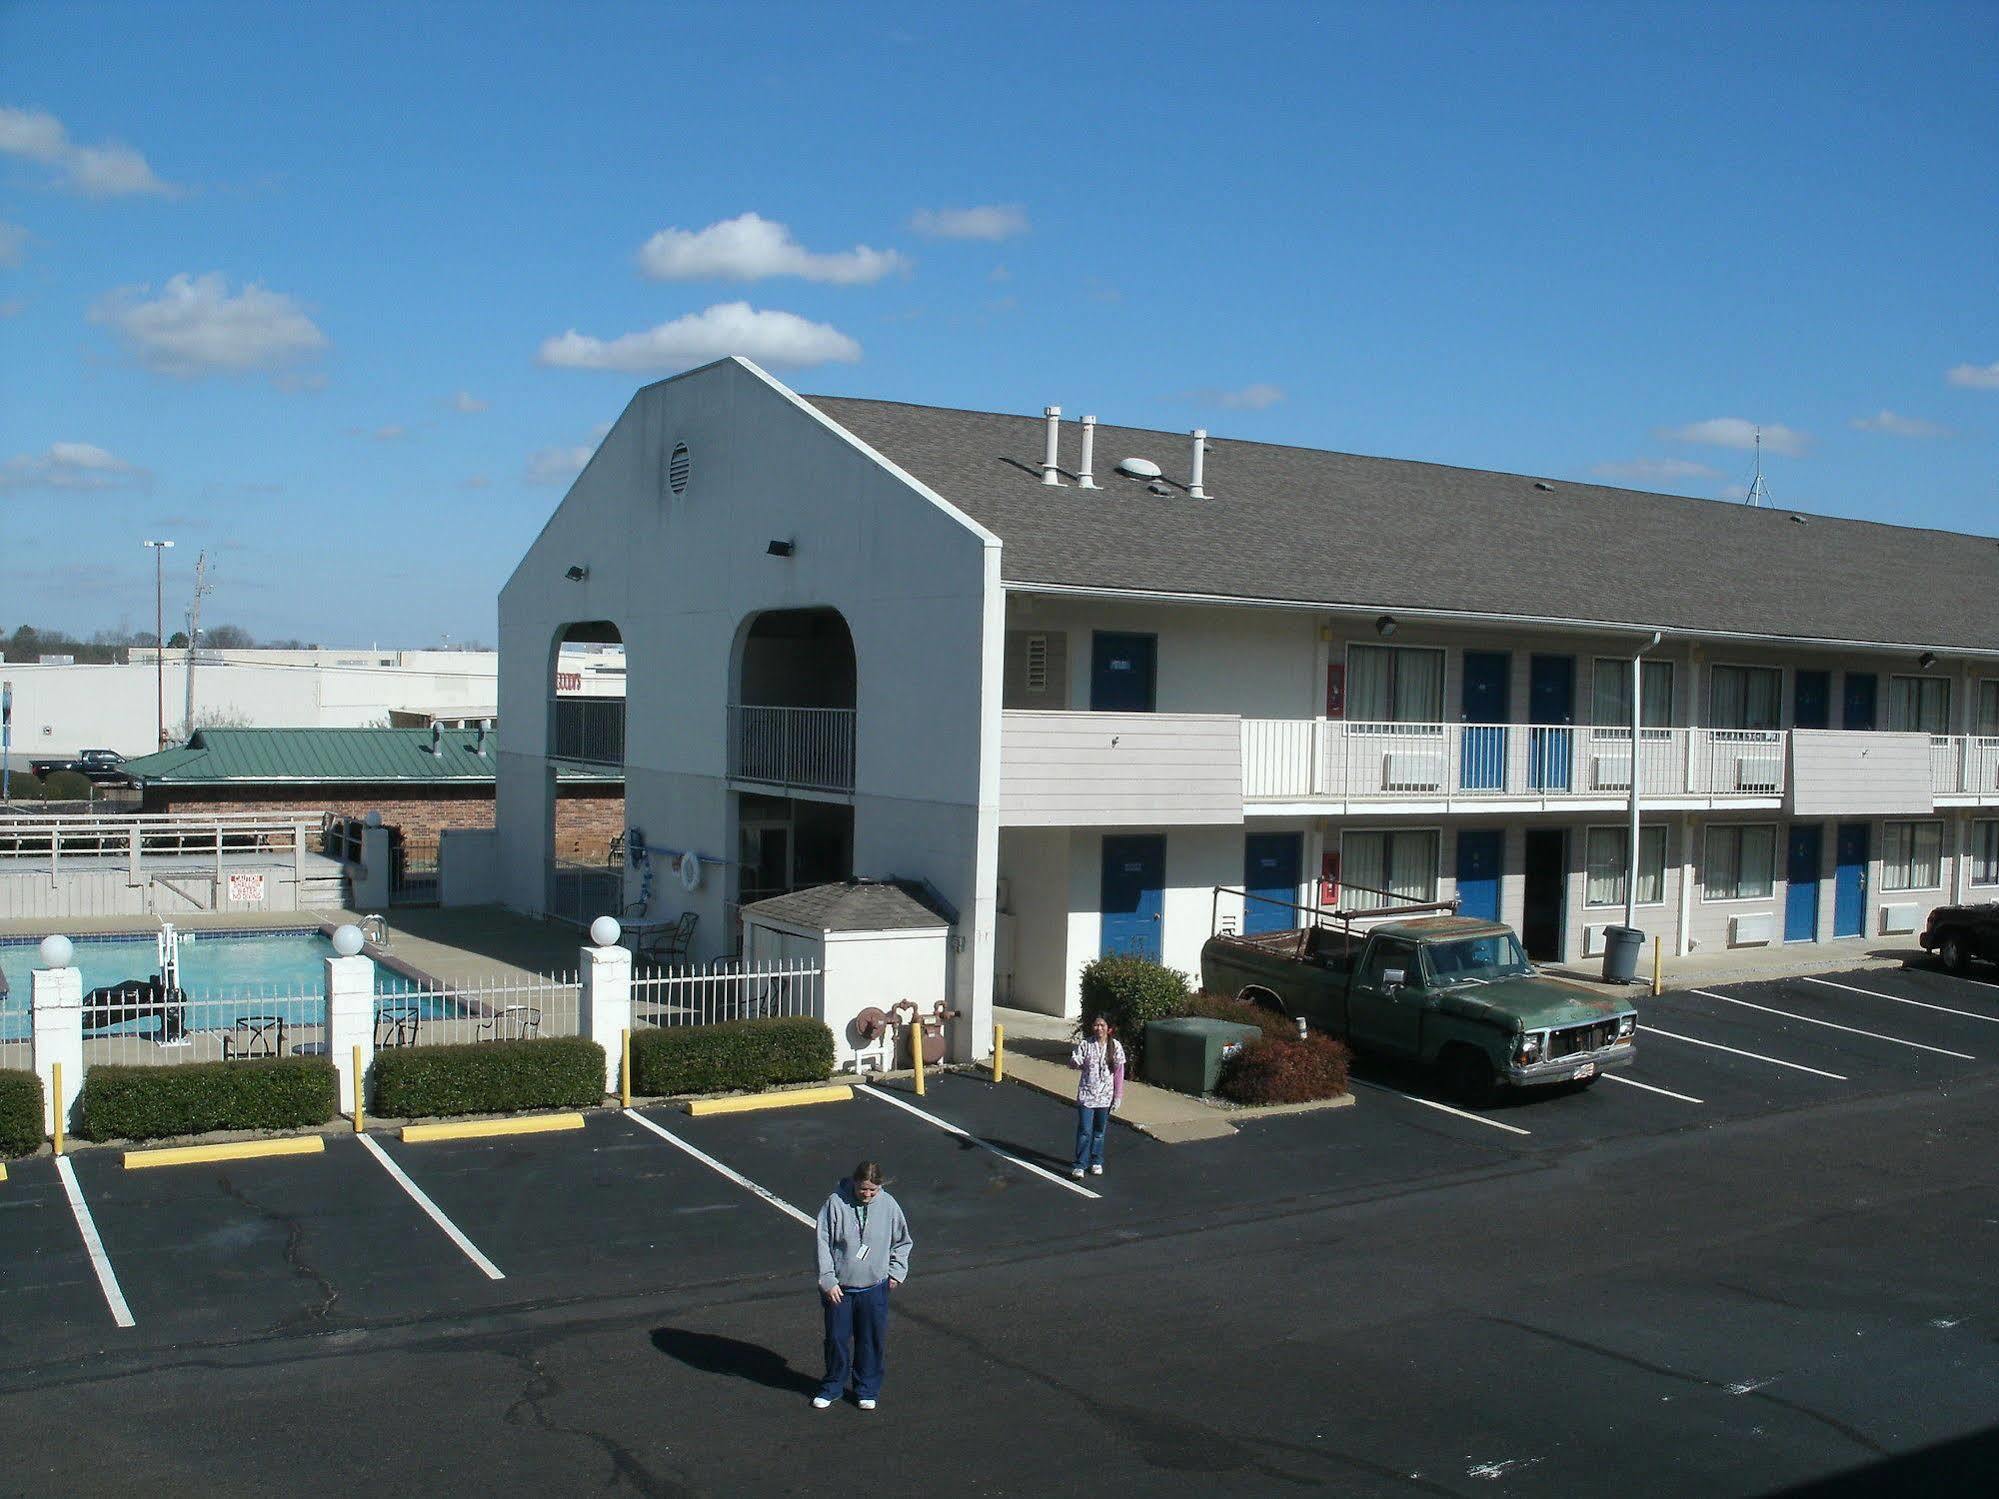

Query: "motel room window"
<box><xmin>1887</xmin><ymin>676</ymin><xmax>1951</xmax><ymax>736</ymax></box>
<box><xmin>1703</xmin><ymin>824</ymin><xmax>1777</xmax><ymax>901</ymax></box>
<box><xmin>1882</xmin><ymin>820</ymin><xmax>1944</xmax><ymax>892</ymax></box>
<box><xmin>1973</xmin><ymin>821</ymin><xmax>1999</xmax><ymax>887</ymax></box>
<box><xmin>1708</xmin><ymin>665</ymin><xmax>1782</xmax><ymax>731</ymax></box>
<box><xmin>1342</xmin><ymin>829</ymin><xmax>1440</xmax><ymax>911</ymax></box>
<box><xmin>1585</xmin><ymin>825</ymin><xmax>1667</xmax><ymax>907</ymax></box>
<box><xmin>1347</xmin><ymin>645</ymin><xmax>1445</xmax><ymax>726</ymax></box>
<box><xmin>1591</xmin><ymin>658</ymin><xmax>1675</xmax><ymax>735</ymax></box>
<box><xmin>1976</xmin><ymin>680</ymin><xmax>1999</xmax><ymax>737</ymax></box>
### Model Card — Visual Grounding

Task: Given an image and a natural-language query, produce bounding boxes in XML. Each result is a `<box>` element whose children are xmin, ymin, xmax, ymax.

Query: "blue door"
<box><xmin>1460</xmin><ymin>650</ymin><xmax>1510</xmax><ymax>791</ymax></box>
<box><xmin>1455</xmin><ymin>829</ymin><xmax>1504</xmax><ymax>922</ymax></box>
<box><xmin>1243</xmin><ymin>832</ymin><xmax>1303</xmax><ymax>934</ymax></box>
<box><xmin>1101</xmin><ymin>834</ymin><xmax>1165</xmax><ymax>959</ymax></box>
<box><xmin>1090</xmin><ymin>632</ymin><xmax>1157</xmax><ymax>712</ymax></box>
<box><xmin>1785</xmin><ymin>824</ymin><xmax>1822</xmax><ymax>942</ymax></box>
<box><xmin>1529</xmin><ymin>654</ymin><xmax>1575</xmax><ymax>791</ymax></box>
<box><xmin>1842</xmin><ymin>674</ymin><xmax>1877</xmax><ymax>731</ymax></box>
<box><xmin>1833</xmin><ymin>823</ymin><xmax>1868</xmax><ymax>938</ymax></box>
<box><xmin>1794</xmin><ymin>671</ymin><xmax>1831</xmax><ymax>731</ymax></box>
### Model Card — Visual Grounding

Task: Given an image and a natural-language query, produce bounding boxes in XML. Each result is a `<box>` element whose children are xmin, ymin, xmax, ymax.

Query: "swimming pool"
<box><xmin>0</xmin><ymin>928</ymin><xmax>430</xmax><ymax>1041</ymax></box>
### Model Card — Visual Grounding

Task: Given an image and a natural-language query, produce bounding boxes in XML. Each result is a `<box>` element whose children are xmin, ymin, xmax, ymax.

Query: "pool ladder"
<box><xmin>359</xmin><ymin>914</ymin><xmax>391</xmax><ymax>950</ymax></box>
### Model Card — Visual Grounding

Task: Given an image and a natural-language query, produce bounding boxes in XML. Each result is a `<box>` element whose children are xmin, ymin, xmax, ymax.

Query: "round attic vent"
<box><xmin>668</xmin><ymin>443</ymin><xmax>691</xmax><ymax>496</ymax></box>
<box><xmin>1115</xmin><ymin>456</ymin><xmax>1162</xmax><ymax>480</ymax></box>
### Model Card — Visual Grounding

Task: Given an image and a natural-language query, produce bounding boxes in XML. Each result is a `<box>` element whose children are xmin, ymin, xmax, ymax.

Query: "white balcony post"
<box><xmin>324</xmin><ymin>940</ymin><xmax>375</xmax><ymax>1118</ymax></box>
<box><xmin>31</xmin><ymin>949</ymin><xmax>83</xmax><ymax>1139</ymax></box>
<box><xmin>579</xmin><ymin>928</ymin><xmax>633</xmax><ymax>1095</ymax></box>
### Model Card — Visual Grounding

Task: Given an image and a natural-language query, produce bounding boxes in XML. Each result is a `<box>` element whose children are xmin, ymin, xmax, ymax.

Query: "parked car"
<box><xmin>28</xmin><ymin>748</ymin><xmax>129</xmax><ymax>783</ymax></box>
<box><xmin>1200</xmin><ymin>886</ymin><xmax>1637</xmax><ymax>1102</ymax></box>
<box><xmin>1919</xmin><ymin>903</ymin><xmax>1999</xmax><ymax>975</ymax></box>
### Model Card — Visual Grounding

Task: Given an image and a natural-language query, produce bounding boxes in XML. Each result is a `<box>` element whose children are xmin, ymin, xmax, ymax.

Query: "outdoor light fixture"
<box><xmin>1917</xmin><ymin>650</ymin><xmax>1936</xmax><ymax>669</ymax></box>
<box><xmin>564</xmin><ymin>564</ymin><xmax>589</xmax><ymax>582</ymax></box>
<box><xmin>766</xmin><ymin>538</ymin><xmax>796</xmax><ymax>557</ymax></box>
<box><xmin>1375</xmin><ymin>614</ymin><xmax>1398</xmax><ymax>638</ymax></box>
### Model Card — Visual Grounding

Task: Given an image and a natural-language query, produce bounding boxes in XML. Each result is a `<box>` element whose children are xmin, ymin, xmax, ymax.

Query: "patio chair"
<box><xmin>375</xmin><ymin>1002</ymin><xmax>421</xmax><ymax>1049</ymax></box>
<box><xmin>482</xmin><ymin>1004</ymin><xmax>541</xmax><ymax>1042</ymax></box>
<box><xmin>639</xmin><ymin>911</ymin><xmax>698</xmax><ymax>965</ymax></box>
<box><xmin>223</xmin><ymin>1015</ymin><xmax>286</xmax><ymax>1060</ymax></box>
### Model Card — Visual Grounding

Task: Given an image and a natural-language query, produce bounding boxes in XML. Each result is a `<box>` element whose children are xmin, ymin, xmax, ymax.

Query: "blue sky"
<box><xmin>2</xmin><ymin>1</ymin><xmax>1994</xmax><ymax>646</ymax></box>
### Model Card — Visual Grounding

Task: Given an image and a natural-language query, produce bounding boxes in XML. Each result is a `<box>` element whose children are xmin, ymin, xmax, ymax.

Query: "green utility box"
<box><xmin>1144</xmin><ymin>1017</ymin><xmax>1262</xmax><ymax>1096</ymax></box>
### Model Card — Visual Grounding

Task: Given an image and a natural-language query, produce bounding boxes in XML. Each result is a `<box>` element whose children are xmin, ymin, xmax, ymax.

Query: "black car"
<box><xmin>1920</xmin><ymin>903</ymin><xmax>1999</xmax><ymax>974</ymax></box>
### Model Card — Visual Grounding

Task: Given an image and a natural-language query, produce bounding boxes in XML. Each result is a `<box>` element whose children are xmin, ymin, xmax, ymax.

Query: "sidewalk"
<box><xmin>991</xmin><ymin>1006</ymin><xmax>1239</xmax><ymax>1143</ymax></box>
<box><xmin>1543</xmin><ymin>937</ymin><xmax>1927</xmax><ymax>997</ymax></box>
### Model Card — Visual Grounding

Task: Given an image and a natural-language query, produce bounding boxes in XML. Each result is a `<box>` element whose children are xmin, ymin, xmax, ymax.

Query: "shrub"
<box><xmin>0</xmin><ymin>1069</ymin><xmax>44</xmax><ymax>1157</ymax></box>
<box><xmin>372</xmin><ymin>1036</ymin><xmax>605</xmax><ymax>1119</ymax></box>
<box><xmin>1216</xmin><ymin>1034</ymin><xmax>1352</xmax><ymax>1106</ymax></box>
<box><xmin>630</xmin><ymin>1017</ymin><xmax>834</xmax><ymax>1097</ymax></box>
<box><xmin>1077</xmin><ymin>954</ymin><xmax>1191</xmax><ymax>1067</ymax></box>
<box><xmin>78</xmin><ymin>1057</ymin><xmax>338</xmax><ymax>1142</ymax></box>
<box><xmin>41</xmin><ymin>770</ymin><xmax>92</xmax><ymax>800</ymax></box>
<box><xmin>1181</xmin><ymin>991</ymin><xmax>1295</xmax><ymax>1044</ymax></box>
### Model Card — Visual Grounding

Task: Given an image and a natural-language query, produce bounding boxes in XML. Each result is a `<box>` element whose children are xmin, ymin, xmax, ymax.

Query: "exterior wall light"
<box><xmin>767</xmin><ymin>538</ymin><xmax>796</xmax><ymax>557</ymax></box>
<box><xmin>564</xmin><ymin>565</ymin><xmax>589</xmax><ymax>582</ymax></box>
<box><xmin>1917</xmin><ymin>650</ymin><xmax>1936</xmax><ymax>669</ymax></box>
<box><xmin>1375</xmin><ymin>614</ymin><xmax>1398</xmax><ymax>638</ymax></box>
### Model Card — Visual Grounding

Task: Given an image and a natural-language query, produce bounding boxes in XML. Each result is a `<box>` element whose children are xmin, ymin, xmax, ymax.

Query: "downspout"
<box><xmin>1625</xmin><ymin>631</ymin><xmax>1665</xmax><ymax>934</ymax></box>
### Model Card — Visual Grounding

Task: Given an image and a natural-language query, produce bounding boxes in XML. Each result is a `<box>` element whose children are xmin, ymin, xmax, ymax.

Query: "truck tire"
<box><xmin>1439</xmin><ymin>1045</ymin><xmax>1494</xmax><ymax>1106</ymax></box>
<box><xmin>1938</xmin><ymin>932</ymin><xmax>1970</xmax><ymax>975</ymax></box>
<box><xmin>1237</xmin><ymin>985</ymin><xmax>1289</xmax><ymax>1018</ymax></box>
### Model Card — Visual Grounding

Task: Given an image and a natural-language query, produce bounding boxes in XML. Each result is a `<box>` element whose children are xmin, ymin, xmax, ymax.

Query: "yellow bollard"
<box><xmin>992</xmin><ymin>1024</ymin><xmax>1005</xmax><ymax>1085</ymax></box>
<box><xmin>51</xmin><ymin>1060</ymin><xmax>64</xmax><ymax>1156</ymax></box>
<box><xmin>911</xmin><ymin>1024</ymin><xmax>926</xmax><ymax>1097</ymax></box>
<box><xmin>1651</xmin><ymin>936</ymin><xmax>1663</xmax><ymax>998</ymax></box>
<box><xmin>621</xmin><ymin>1028</ymin><xmax>632</xmax><ymax>1108</ymax></box>
<box><xmin>353</xmin><ymin>1045</ymin><xmax>365</xmax><ymax>1133</ymax></box>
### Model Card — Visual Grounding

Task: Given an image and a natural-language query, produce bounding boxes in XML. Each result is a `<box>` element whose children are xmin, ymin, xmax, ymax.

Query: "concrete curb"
<box><xmin>684</xmin><ymin>1084</ymin><xmax>853</xmax><ymax>1117</ymax></box>
<box><xmin>402</xmin><ymin>1112</ymin><xmax>585</xmax><ymax>1143</ymax></box>
<box><xmin>126</xmin><ymin>1135</ymin><xmax>327</xmax><ymax>1169</ymax></box>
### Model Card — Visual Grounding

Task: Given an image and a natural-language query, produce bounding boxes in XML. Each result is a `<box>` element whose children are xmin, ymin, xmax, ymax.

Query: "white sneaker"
<box><xmin>1090</xmin><ymin>1164</ymin><xmax>1104</xmax><ymax>1176</ymax></box>
<box><xmin>811</xmin><ymin>1397</ymin><xmax>833</xmax><ymax>1409</ymax></box>
<box><xmin>858</xmin><ymin>1398</ymin><xmax>877</xmax><ymax>1411</ymax></box>
<box><xmin>1070</xmin><ymin>1166</ymin><xmax>1085</xmax><ymax>1179</ymax></box>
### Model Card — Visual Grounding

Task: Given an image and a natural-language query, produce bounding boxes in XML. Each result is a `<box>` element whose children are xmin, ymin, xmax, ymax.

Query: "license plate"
<box><xmin>1572</xmin><ymin>1062</ymin><xmax>1596</xmax><ymax>1080</ymax></box>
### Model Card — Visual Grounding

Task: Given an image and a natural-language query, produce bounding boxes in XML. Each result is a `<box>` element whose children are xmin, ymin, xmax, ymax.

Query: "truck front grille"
<box><xmin>1548</xmin><ymin>1021</ymin><xmax>1615</xmax><ymax>1058</ymax></box>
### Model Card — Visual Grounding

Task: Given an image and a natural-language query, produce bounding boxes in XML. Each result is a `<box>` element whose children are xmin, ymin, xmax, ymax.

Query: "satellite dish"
<box><xmin>680</xmin><ymin>852</ymin><xmax>703</xmax><ymax>892</ymax></box>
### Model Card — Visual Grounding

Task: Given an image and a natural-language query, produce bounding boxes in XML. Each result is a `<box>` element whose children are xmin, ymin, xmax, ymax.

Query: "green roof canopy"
<box><xmin>120</xmin><ymin>727</ymin><xmax>618</xmax><ymax>785</ymax></box>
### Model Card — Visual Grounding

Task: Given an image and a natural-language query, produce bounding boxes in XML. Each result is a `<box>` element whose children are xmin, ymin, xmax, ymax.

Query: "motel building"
<box><xmin>494</xmin><ymin>357</ymin><xmax>1999</xmax><ymax>1058</ymax></box>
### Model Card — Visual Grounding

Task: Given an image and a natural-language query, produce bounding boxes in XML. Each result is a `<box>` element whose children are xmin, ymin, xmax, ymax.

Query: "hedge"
<box><xmin>0</xmin><ymin>1069</ymin><xmax>44</xmax><ymax>1158</ymax></box>
<box><xmin>1216</xmin><ymin>1034</ymin><xmax>1352</xmax><ymax>1106</ymax></box>
<box><xmin>630</xmin><ymin>1016</ymin><xmax>834</xmax><ymax>1097</ymax></box>
<box><xmin>1181</xmin><ymin>992</ymin><xmax>1296</xmax><ymax>1044</ymax></box>
<box><xmin>1077</xmin><ymin>954</ymin><xmax>1192</xmax><ymax>1067</ymax></box>
<box><xmin>372</xmin><ymin>1036</ymin><xmax>606</xmax><ymax>1119</ymax></box>
<box><xmin>78</xmin><ymin>1057</ymin><xmax>338</xmax><ymax>1143</ymax></box>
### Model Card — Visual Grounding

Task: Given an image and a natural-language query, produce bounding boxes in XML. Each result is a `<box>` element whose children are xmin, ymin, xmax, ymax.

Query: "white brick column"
<box><xmin>579</xmin><ymin>940</ymin><xmax>632</xmax><ymax>1095</ymax></box>
<box><xmin>31</xmin><ymin>960</ymin><xmax>83</xmax><ymax>1138</ymax></box>
<box><xmin>324</xmin><ymin>952</ymin><xmax>377</xmax><ymax>1117</ymax></box>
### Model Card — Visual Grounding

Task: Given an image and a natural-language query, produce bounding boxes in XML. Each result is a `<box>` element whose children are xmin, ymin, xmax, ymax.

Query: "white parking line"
<box><xmin>1348</xmin><ymin>1078</ymin><xmax>1532</xmax><ymax>1136</ymax></box>
<box><xmin>1801</xmin><ymin>976</ymin><xmax>1999</xmax><ymax>1026</ymax></box>
<box><xmin>861</xmin><ymin>1084</ymin><xmax>1103</xmax><ymax>1199</ymax></box>
<box><xmin>1639</xmin><ymin>1026</ymin><xmax>1848</xmax><ymax>1080</ymax></box>
<box><xmin>623</xmin><ymin>1108</ymin><xmax>816</xmax><ymax>1227</ymax></box>
<box><xmin>55</xmin><ymin>1158</ymin><xmax>135</xmax><ymax>1329</ymax></box>
<box><xmin>1601</xmin><ymin>1073</ymin><xmax>1704</xmax><ymax>1105</ymax></box>
<box><xmin>1689</xmin><ymin>989</ymin><xmax>1975</xmax><ymax>1061</ymax></box>
<box><xmin>356</xmin><ymin>1135</ymin><xmax>505</xmax><ymax>1280</ymax></box>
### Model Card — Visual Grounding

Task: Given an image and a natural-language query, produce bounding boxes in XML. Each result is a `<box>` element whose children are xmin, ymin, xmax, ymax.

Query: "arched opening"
<box><xmin>546</xmin><ymin>620</ymin><xmax>626</xmax><ymax>926</ymax></box>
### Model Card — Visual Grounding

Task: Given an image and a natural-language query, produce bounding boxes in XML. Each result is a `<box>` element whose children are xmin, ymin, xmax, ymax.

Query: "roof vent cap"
<box><xmin>1116</xmin><ymin>456</ymin><xmax>1162</xmax><ymax>481</ymax></box>
<box><xmin>1533</xmin><ymin>481</ymin><xmax>1554</xmax><ymax>492</ymax></box>
<box><xmin>1146</xmin><ymin>481</ymin><xmax>1171</xmax><ymax>496</ymax></box>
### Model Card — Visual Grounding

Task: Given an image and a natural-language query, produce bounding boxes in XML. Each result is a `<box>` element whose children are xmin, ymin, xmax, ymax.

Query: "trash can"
<box><xmin>1601</xmin><ymin>925</ymin><xmax>1644</xmax><ymax>984</ymax></box>
<box><xmin>1144</xmin><ymin>1017</ymin><xmax>1263</xmax><ymax>1096</ymax></box>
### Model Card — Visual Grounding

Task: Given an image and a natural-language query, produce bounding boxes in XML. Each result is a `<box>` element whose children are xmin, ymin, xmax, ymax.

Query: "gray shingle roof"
<box><xmin>806</xmin><ymin>396</ymin><xmax>1999</xmax><ymax>652</ymax></box>
<box><xmin>743</xmin><ymin>880</ymin><xmax>952</xmax><ymax>933</ymax></box>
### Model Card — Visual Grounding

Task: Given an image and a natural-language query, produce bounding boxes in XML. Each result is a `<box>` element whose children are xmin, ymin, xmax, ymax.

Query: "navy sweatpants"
<box><xmin>819</xmin><ymin>1280</ymin><xmax>890</xmax><ymax>1400</ymax></box>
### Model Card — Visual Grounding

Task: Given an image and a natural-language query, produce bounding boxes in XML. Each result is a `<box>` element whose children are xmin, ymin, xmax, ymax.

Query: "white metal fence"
<box><xmin>377</xmin><ymin>971</ymin><xmax>582</xmax><ymax>1050</ymax></box>
<box><xmin>79</xmin><ymin>984</ymin><xmax>329</xmax><ymax>1069</ymax></box>
<box><xmin>0</xmin><ymin>810</ymin><xmax>320</xmax><ymax>864</ymax></box>
<box><xmin>631</xmin><ymin>958</ymin><xmax>821</xmax><ymax>1029</ymax></box>
<box><xmin>1933</xmin><ymin>735</ymin><xmax>1999</xmax><ymax>796</ymax></box>
<box><xmin>729</xmin><ymin>705</ymin><xmax>855</xmax><ymax>792</ymax></box>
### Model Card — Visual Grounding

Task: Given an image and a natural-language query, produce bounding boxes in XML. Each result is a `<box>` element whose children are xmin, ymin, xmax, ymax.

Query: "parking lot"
<box><xmin>3</xmin><ymin>959</ymin><xmax>1998</xmax><ymax>1494</ymax></box>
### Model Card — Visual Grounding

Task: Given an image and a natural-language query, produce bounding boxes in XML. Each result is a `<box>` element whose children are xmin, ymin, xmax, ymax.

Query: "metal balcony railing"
<box><xmin>550</xmin><ymin>697</ymin><xmax>625</xmax><ymax>766</ymax></box>
<box><xmin>729</xmin><ymin>705</ymin><xmax>856</xmax><ymax>793</ymax></box>
<box><xmin>1932</xmin><ymin>734</ymin><xmax>1999</xmax><ymax>796</ymax></box>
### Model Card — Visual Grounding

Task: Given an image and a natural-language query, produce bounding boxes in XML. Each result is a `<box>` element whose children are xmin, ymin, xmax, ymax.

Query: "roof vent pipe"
<box><xmin>1188</xmin><ymin>429</ymin><xmax>1209</xmax><ymax>500</ymax></box>
<box><xmin>430</xmin><ymin>723</ymin><xmax>443</xmax><ymax>756</ymax></box>
<box><xmin>475</xmin><ymin>720</ymin><xmax>488</xmax><ymax>756</ymax></box>
<box><xmin>1040</xmin><ymin>406</ymin><xmax>1065</xmax><ymax>485</ymax></box>
<box><xmin>1077</xmin><ymin>415</ymin><xmax>1099</xmax><ymax>488</ymax></box>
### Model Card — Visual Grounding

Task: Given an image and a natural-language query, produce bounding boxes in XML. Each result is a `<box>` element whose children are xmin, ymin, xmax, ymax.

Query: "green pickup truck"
<box><xmin>1200</xmin><ymin>890</ymin><xmax>1636</xmax><ymax>1101</ymax></box>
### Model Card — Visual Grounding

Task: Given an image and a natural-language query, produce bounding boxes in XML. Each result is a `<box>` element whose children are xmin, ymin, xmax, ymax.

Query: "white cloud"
<box><xmin>537</xmin><ymin>301</ymin><xmax>861</xmax><ymax>374</ymax></box>
<box><xmin>1591</xmin><ymin>457</ymin><xmax>1720</xmax><ymax>483</ymax></box>
<box><xmin>1218</xmin><ymin>383</ymin><xmax>1286</xmax><ymax>411</ymax></box>
<box><xmin>91</xmin><ymin>272</ymin><xmax>327</xmax><ymax>379</ymax></box>
<box><xmin>0</xmin><ymin>220</ymin><xmax>26</xmax><ymax>267</ymax></box>
<box><xmin>909</xmin><ymin>204</ymin><xmax>1030</xmax><ymax>240</ymax></box>
<box><xmin>637</xmin><ymin>213</ymin><xmax>907</xmax><ymax>285</ymax></box>
<box><xmin>0</xmin><ymin>106</ymin><xmax>176</xmax><ymax>197</ymax></box>
<box><xmin>1657</xmin><ymin>417</ymin><xmax>1808</xmax><ymax>456</ymax></box>
<box><xmin>0</xmin><ymin>441</ymin><xmax>146</xmax><ymax>491</ymax></box>
<box><xmin>1850</xmin><ymin>409</ymin><xmax>1949</xmax><ymax>438</ymax></box>
<box><xmin>525</xmin><ymin>443</ymin><xmax>597</xmax><ymax>485</ymax></box>
<box><xmin>1947</xmin><ymin>360</ymin><xmax>1999</xmax><ymax>390</ymax></box>
<box><xmin>451</xmin><ymin>390</ymin><xmax>488</xmax><ymax>413</ymax></box>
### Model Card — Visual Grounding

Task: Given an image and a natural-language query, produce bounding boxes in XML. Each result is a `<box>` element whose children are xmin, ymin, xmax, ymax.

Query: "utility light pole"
<box><xmin>143</xmin><ymin>539</ymin><xmax>174</xmax><ymax>747</ymax></box>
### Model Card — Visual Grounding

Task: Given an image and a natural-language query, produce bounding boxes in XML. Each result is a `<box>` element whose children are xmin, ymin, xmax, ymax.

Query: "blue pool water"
<box><xmin>0</xmin><ymin>929</ymin><xmax>437</xmax><ymax>1041</ymax></box>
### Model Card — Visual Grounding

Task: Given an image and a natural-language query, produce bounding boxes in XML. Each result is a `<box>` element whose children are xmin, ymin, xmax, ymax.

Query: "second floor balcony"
<box><xmin>729</xmin><ymin>704</ymin><xmax>856</xmax><ymax>795</ymax></box>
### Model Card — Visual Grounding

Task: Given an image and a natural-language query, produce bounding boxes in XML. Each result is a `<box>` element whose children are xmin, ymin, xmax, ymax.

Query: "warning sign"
<box><xmin>227</xmin><ymin>871</ymin><xmax>267</xmax><ymax>904</ymax></box>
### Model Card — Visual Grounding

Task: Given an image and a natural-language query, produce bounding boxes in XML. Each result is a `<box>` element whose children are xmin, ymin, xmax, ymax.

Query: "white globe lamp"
<box><xmin>332</xmin><ymin>924</ymin><xmax>366</xmax><ymax>957</ymax></box>
<box><xmin>590</xmin><ymin>916</ymin><xmax>622</xmax><ymax>948</ymax></box>
<box><xmin>38</xmin><ymin>934</ymin><xmax>74</xmax><ymax>969</ymax></box>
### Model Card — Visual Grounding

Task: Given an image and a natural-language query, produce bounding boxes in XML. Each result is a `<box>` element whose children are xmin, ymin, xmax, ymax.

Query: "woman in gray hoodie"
<box><xmin>813</xmin><ymin>1160</ymin><xmax>913</xmax><ymax>1410</ymax></box>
